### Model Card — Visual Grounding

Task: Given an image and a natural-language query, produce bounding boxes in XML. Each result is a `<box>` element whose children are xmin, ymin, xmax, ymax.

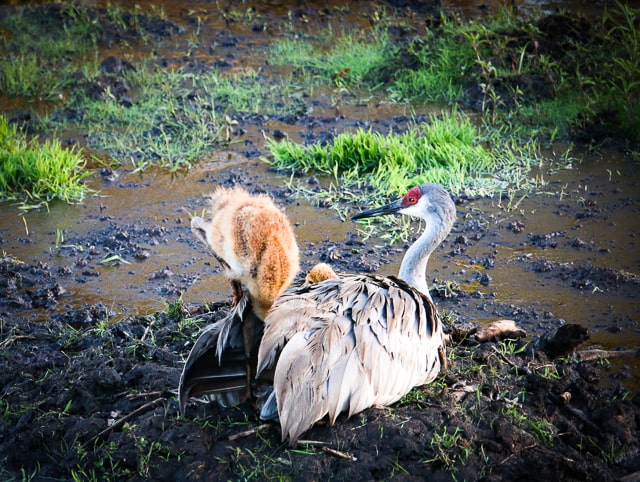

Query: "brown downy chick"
<box><xmin>180</xmin><ymin>187</ymin><xmax>300</xmax><ymax>412</ymax></box>
<box><xmin>191</xmin><ymin>186</ymin><xmax>300</xmax><ymax>319</ymax></box>
<box><xmin>304</xmin><ymin>262</ymin><xmax>339</xmax><ymax>285</ymax></box>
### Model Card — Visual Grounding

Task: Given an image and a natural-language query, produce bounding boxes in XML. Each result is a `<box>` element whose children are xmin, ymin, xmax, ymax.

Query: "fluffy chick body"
<box><xmin>192</xmin><ymin>186</ymin><xmax>299</xmax><ymax>319</ymax></box>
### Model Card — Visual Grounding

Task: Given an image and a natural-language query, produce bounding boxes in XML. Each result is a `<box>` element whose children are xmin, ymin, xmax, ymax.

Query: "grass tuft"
<box><xmin>75</xmin><ymin>65</ymin><xmax>307</xmax><ymax>170</ymax></box>
<box><xmin>266</xmin><ymin>109</ymin><xmax>537</xmax><ymax>200</ymax></box>
<box><xmin>270</xmin><ymin>4</ymin><xmax>640</xmax><ymax>144</ymax></box>
<box><xmin>269</xmin><ymin>29</ymin><xmax>391</xmax><ymax>89</ymax></box>
<box><xmin>0</xmin><ymin>5</ymin><xmax>101</xmax><ymax>98</ymax></box>
<box><xmin>0</xmin><ymin>116</ymin><xmax>89</xmax><ymax>208</ymax></box>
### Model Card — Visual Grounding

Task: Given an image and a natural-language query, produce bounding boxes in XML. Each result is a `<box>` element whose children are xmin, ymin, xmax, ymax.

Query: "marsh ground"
<box><xmin>0</xmin><ymin>1</ymin><xmax>639</xmax><ymax>480</ymax></box>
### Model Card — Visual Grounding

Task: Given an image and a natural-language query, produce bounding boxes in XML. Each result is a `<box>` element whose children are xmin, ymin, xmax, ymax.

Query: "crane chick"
<box><xmin>191</xmin><ymin>186</ymin><xmax>300</xmax><ymax>320</ymax></box>
<box><xmin>304</xmin><ymin>262</ymin><xmax>339</xmax><ymax>285</ymax></box>
<box><xmin>180</xmin><ymin>186</ymin><xmax>300</xmax><ymax>412</ymax></box>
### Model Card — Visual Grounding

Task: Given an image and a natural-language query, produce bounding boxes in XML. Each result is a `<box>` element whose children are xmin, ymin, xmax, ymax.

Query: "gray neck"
<box><xmin>398</xmin><ymin>220</ymin><xmax>445</xmax><ymax>299</ymax></box>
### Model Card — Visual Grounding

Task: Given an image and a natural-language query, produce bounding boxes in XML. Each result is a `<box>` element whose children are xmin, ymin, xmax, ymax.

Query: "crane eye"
<box><xmin>403</xmin><ymin>186</ymin><xmax>422</xmax><ymax>207</ymax></box>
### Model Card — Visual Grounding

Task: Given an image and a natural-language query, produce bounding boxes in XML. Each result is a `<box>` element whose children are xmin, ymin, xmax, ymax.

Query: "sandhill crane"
<box><xmin>179</xmin><ymin>186</ymin><xmax>299</xmax><ymax>411</ymax></box>
<box><xmin>256</xmin><ymin>183</ymin><xmax>456</xmax><ymax>445</ymax></box>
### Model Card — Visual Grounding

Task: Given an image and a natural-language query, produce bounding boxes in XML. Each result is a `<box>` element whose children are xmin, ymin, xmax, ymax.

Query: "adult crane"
<box><xmin>257</xmin><ymin>182</ymin><xmax>456</xmax><ymax>445</ymax></box>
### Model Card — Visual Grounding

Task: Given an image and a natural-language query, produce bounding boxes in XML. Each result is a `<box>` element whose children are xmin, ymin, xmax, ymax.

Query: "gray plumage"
<box><xmin>256</xmin><ymin>183</ymin><xmax>457</xmax><ymax>446</ymax></box>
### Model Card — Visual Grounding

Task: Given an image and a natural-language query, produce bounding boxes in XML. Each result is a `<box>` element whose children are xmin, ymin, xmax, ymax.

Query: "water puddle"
<box><xmin>0</xmin><ymin>152</ymin><xmax>355</xmax><ymax>316</ymax></box>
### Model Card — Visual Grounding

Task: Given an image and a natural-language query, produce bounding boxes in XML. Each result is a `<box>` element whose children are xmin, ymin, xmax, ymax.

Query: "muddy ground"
<box><xmin>1</xmin><ymin>2</ymin><xmax>640</xmax><ymax>481</ymax></box>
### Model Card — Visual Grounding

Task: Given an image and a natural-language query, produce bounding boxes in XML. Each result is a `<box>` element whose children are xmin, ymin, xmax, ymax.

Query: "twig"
<box><xmin>321</xmin><ymin>446</ymin><xmax>357</xmax><ymax>461</ymax></box>
<box><xmin>84</xmin><ymin>396</ymin><xmax>166</xmax><ymax>448</ymax></box>
<box><xmin>140</xmin><ymin>319</ymin><xmax>156</xmax><ymax>342</ymax></box>
<box><xmin>228</xmin><ymin>423</ymin><xmax>271</xmax><ymax>440</ymax></box>
<box><xmin>498</xmin><ymin>442</ymin><xmax>537</xmax><ymax>465</ymax></box>
<box><xmin>574</xmin><ymin>348</ymin><xmax>639</xmax><ymax>362</ymax></box>
<box><xmin>295</xmin><ymin>440</ymin><xmax>357</xmax><ymax>461</ymax></box>
<box><xmin>125</xmin><ymin>390</ymin><xmax>167</xmax><ymax>400</ymax></box>
<box><xmin>297</xmin><ymin>439</ymin><xmax>331</xmax><ymax>446</ymax></box>
<box><xmin>0</xmin><ymin>334</ymin><xmax>35</xmax><ymax>349</ymax></box>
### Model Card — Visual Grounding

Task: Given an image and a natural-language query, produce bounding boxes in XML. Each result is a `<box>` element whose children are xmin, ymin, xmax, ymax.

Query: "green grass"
<box><xmin>265</xmin><ymin>108</ymin><xmax>541</xmax><ymax>242</ymax></box>
<box><xmin>0</xmin><ymin>55</ymin><xmax>70</xmax><ymax>100</ymax></box>
<box><xmin>0</xmin><ymin>115</ymin><xmax>89</xmax><ymax>208</ymax></box>
<box><xmin>0</xmin><ymin>3</ymin><xmax>175</xmax><ymax>99</ymax></box>
<box><xmin>259</xmin><ymin>4</ymin><xmax>639</xmax><ymax>230</ymax></box>
<box><xmin>392</xmin><ymin>4</ymin><xmax>640</xmax><ymax>142</ymax></box>
<box><xmin>269</xmin><ymin>28</ymin><xmax>391</xmax><ymax>88</ymax></box>
<box><xmin>266</xmin><ymin>109</ymin><xmax>539</xmax><ymax>200</ymax></box>
<box><xmin>0</xmin><ymin>5</ymin><xmax>102</xmax><ymax>98</ymax></box>
<box><xmin>77</xmin><ymin>66</ymin><xmax>221</xmax><ymax>171</ymax></box>
<box><xmin>526</xmin><ymin>417</ymin><xmax>555</xmax><ymax>445</ymax></box>
<box><xmin>597</xmin><ymin>3</ymin><xmax>640</xmax><ymax>138</ymax></box>
<box><xmin>1</xmin><ymin>1</ymin><xmax>638</xmax><ymax>212</ymax></box>
<box><xmin>422</xmin><ymin>426</ymin><xmax>471</xmax><ymax>471</ymax></box>
<box><xmin>270</xmin><ymin>4</ymin><xmax>640</xmax><ymax>144</ymax></box>
<box><xmin>71</xmin><ymin>64</ymin><xmax>307</xmax><ymax>171</ymax></box>
<box><xmin>387</xmin><ymin>22</ymin><xmax>474</xmax><ymax>103</ymax></box>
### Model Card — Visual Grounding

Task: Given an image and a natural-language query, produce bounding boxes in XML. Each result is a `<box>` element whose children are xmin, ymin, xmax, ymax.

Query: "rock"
<box><xmin>535</xmin><ymin>323</ymin><xmax>589</xmax><ymax>358</ymax></box>
<box><xmin>475</xmin><ymin>319</ymin><xmax>526</xmax><ymax>342</ymax></box>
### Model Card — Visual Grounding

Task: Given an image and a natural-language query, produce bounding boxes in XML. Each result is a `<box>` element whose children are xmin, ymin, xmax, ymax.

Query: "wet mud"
<box><xmin>1</xmin><ymin>1</ymin><xmax>639</xmax><ymax>481</ymax></box>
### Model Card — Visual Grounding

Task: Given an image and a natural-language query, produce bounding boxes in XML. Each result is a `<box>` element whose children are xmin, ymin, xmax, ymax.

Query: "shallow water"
<box><xmin>2</xmin><ymin>133</ymin><xmax>637</xmax><ymax>352</ymax></box>
<box><xmin>0</xmin><ymin>155</ymin><xmax>354</xmax><ymax>315</ymax></box>
<box><xmin>389</xmin><ymin>148</ymin><xmax>640</xmax><ymax>348</ymax></box>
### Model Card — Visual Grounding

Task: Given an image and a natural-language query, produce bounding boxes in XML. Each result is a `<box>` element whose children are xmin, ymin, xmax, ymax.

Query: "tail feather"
<box><xmin>178</xmin><ymin>294</ymin><xmax>262</xmax><ymax>415</ymax></box>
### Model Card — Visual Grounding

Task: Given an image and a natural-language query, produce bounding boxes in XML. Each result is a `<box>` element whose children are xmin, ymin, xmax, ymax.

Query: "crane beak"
<box><xmin>191</xmin><ymin>216</ymin><xmax>209</xmax><ymax>246</ymax></box>
<box><xmin>352</xmin><ymin>198</ymin><xmax>404</xmax><ymax>220</ymax></box>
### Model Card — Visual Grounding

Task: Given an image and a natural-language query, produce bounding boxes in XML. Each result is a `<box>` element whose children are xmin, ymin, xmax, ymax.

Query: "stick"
<box><xmin>125</xmin><ymin>390</ymin><xmax>166</xmax><ymax>400</ymax></box>
<box><xmin>321</xmin><ymin>446</ymin><xmax>357</xmax><ymax>461</ymax></box>
<box><xmin>295</xmin><ymin>440</ymin><xmax>357</xmax><ymax>461</ymax></box>
<box><xmin>0</xmin><ymin>334</ymin><xmax>35</xmax><ymax>349</ymax></box>
<box><xmin>84</xmin><ymin>397</ymin><xmax>165</xmax><ymax>448</ymax></box>
<box><xmin>140</xmin><ymin>319</ymin><xmax>156</xmax><ymax>343</ymax></box>
<box><xmin>574</xmin><ymin>348</ymin><xmax>639</xmax><ymax>362</ymax></box>
<box><xmin>297</xmin><ymin>439</ymin><xmax>330</xmax><ymax>446</ymax></box>
<box><xmin>228</xmin><ymin>423</ymin><xmax>271</xmax><ymax>440</ymax></box>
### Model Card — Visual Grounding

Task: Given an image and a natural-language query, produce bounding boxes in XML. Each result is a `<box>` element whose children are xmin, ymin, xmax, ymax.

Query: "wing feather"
<box><xmin>260</xmin><ymin>274</ymin><xmax>446</xmax><ymax>446</ymax></box>
<box><xmin>275</xmin><ymin>322</ymin><xmax>339</xmax><ymax>443</ymax></box>
<box><xmin>324</xmin><ymin>316</ymin><xmax>361</xmax><ymax>424</ymax></box>
<box><xmin>178</xmin><ymin>296</ymin><xmax>253</xmax><ymax>414</ymax></box>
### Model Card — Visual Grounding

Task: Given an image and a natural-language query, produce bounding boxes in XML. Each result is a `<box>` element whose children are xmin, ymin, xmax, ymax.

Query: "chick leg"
<box><xmin>230</xmin><ymin>279</ymin><xmax>243</xmax><ymax>306</ymax></box>
<box><xmin>239</xmin><ymin>310</ymin><xmax>256</xmax><ymax>403</ymax></box>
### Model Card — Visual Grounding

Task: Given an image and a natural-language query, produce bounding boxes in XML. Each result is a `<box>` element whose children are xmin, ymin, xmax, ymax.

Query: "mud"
<box><xmin>1</xmin><ymin>2</ymin><xmax>639</xmax><ymax>481</ymax></box>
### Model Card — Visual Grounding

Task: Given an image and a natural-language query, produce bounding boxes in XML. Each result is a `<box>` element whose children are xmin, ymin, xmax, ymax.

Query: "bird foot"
<box><xmin>438</xmin><ymin>345</ymin><xmax>448</xmax><ymax>372</ymax></box>
<box><xmin>239</xmin><ymin>385</ymin><xmax>253</xmax><ymax>404</ymax></box>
